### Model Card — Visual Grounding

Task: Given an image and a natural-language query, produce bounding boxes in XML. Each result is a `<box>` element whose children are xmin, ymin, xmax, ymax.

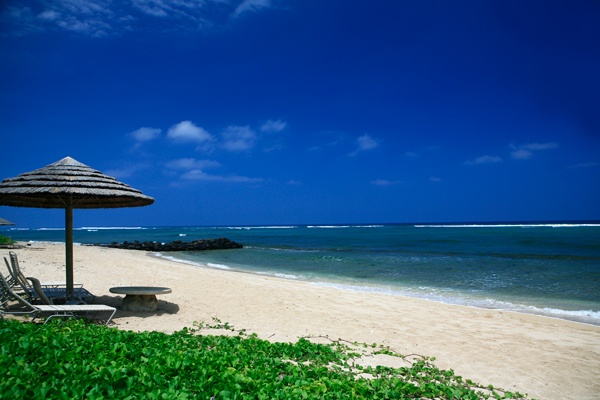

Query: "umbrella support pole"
<box><xmin>0</xmin><ymin>157</ymin><xmax>154</xmax><ymax>302</ymax></box>
<box><xmin>65</xmin><ymin>199</ymin><xmax>74</xmax><ymax>299</ymax></box>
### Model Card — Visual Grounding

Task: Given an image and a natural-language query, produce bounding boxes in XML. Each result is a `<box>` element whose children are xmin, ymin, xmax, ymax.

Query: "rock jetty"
<box><xmin>100</xmin><ymin>238</ymin><xmax>243</xmax><ymax>252</ymax></box>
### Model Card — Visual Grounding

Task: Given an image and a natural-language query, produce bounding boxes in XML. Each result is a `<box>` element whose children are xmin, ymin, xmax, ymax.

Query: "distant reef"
<box><xmin>98</xmin><ymin>238</ymin><xmax>243</xmax><ymax>252</ymax></box>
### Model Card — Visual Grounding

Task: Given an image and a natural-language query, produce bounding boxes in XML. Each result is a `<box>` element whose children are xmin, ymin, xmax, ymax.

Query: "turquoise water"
<box><xmin>5</xmin><ymin>223</ymin><xmax>600</xmax><ymax>325</ymax></box>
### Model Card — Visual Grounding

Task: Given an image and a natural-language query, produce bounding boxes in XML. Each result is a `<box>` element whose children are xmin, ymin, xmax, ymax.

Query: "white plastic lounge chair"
<box><xmin>2</xmin><ymin>258</ymin><xmax>20</xmax><ymax>289</ymax></box>
<box><xmin>0</xmin><ymin>273</ymin><xmax>116</xmax><ymax>325</ymax></box>
<box><xmin>5</xmin><ymin>252</ymin><xmax>93</xmax><ymax>303</ymax></box>
<box><xmin>8</xmin><ymin>251</ymin><xmax>83</xmax><ymax>288</ymax></box>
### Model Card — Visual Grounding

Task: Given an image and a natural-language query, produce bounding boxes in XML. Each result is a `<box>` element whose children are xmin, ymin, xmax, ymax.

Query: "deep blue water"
<box><xmin>4</xmin><ymin>222</ymin><xmax>600</xmax><ymax>325</ymax></box>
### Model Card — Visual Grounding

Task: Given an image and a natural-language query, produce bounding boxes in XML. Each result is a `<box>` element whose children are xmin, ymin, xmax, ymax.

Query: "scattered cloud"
<box><xmin>463</xmin><ymin>155</ymin><xmax>503</xmax><ymax>166</ymax></box>
<box><xmin>371</xmin><ymin>179</ymin><xmax>402</xmax><ymax>186</ymax></box>
<box><xmin>349</xmin><ymin>134</ymin><xmax>380</xmax><ymax>156</ymax></box>
<box><xmin>165</xmin><ymin>156</ymin><xmax>262</xmax><ymax>183</ymax></box>
<box><xmin>286</xmin><ymin>180</ymin><xmax>301</xmax><ymax>185</ymax></box>
<box><xmin>221</xmin><ymin>125</ymin><xmax>257</xmax><ymax>152</ymax></box>
<box><xmin>2</xmin><ymin>0</ymin><xmax>281</xmax><ymax>37</ymax></box>
<box><xmin>260</xmin><ymin>119</ymin><xmax>287</xmax><ymax>133</ymax></box>
<box><xmin>167</xmin><ymin>120</ymin><xmax>214</xmax><ymax>144</ymax></box>
<box><xmin>181</xmin><ymin>169</ymin><xmax>263</xmax><ymax>183</ymax></box>
<box><xmin>566</xmin><ymin>161</ymin><xmax>599</xmax><ymax>169</ymax></box>
<box><xmin>131</xmin><ymin>127</ymin><xmax>161</xmax><ymax>142</ymax></box>
<box><xmin>510</xmin><ymin>149</ymin><xmax>533</xmax><ymax>160</ymax></box>
<box><xmin>510</xmin><ymin>142</ymin><xmax>558</xmax><ymax>160</ymax></box>
<box><xmin>2</xmin><ymin>1</ymin><xmax>117</xmax><ymax>37</ymax></box>
<box><xmin>166</xmin><ymin>158</ymin><xmax>221</xmax><ymax>170</ymax></box>
<box><xmin>429</xmin><ymin>176</ymin><xmax>442</xmax><ymax>182</ymax></box>
<box><xmin>233</xmin><ymin>0</ymin><xmax>274</xmax><ymax>18</ymax></box>
<box><xmin>166</xmin><ymin>157</ymin><xmax>261</xmax><ymax>183</ymax></box>
<box><xmin>104</xmin><ymin>163</ymin><xmax>150</xmax><ymax>179</ymax></box>
<box><xmin>131</xmin><ymin>0</ymin><xmax>205</xmax><ymax>18</ymax></box>
<box><xmin>134</xmin><ymin>118</ymin><xmax>285</xmax><ymax>154</ymax></box>
<box><xmin>405</xmin><ymin>151</ymin><xmax>419</xmax><ymax>158</ymax></box>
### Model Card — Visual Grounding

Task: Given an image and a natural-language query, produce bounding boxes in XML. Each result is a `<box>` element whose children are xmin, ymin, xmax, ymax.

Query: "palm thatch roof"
<box><xmin>0</xmin><ymin>217</ymin><xmax>14</xmax><ymax>226</ymax></box>
<box><xmin>0</xmin><ymin>156</ymin><xmax>154</xmax><ymax>209</ymax></box>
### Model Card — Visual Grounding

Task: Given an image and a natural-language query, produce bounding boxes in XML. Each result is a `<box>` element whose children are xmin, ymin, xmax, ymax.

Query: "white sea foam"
<box><xmin>310</xmin><ymin>282</ymin><xmax>600</xmax><ymax>325</ymax></box>
<box><xmin>224</xmin><ymin>226</ymin><xmax>298</xmax><ymax>230</ymax></box>
<box><xmin>308</xmin><ymin>225</ymin><xmax>351</xmax><ymax>228</ymax></box>
<box><xmin>307</xmin><ymin>225</ymin><xmax>384</xmax><ymax>229</ymax></box>
<box><xmin>415</xmin><ymin>223</ymin><xmax>600</xmax><ymax>228</ymax></box>
<box><xmin>207</xmin><ymin>262</ymin><xmax>231</xmax><ymax>270</ymax></box>
<box><xmin>154</xmin><ymin>254</ymin><xmax>231</xmax><ymax>270</ymax></box>
<box><xmin>78</xmin><ymin>226</ymin><xmax>146</xmax><ymax>230</ymax></box>
<box><xmin>155</xmin><ymin>254</ymin><xmax>206</xmax><ymax>268</ymax></box>
<box><xmin>257</xmin><ymin>271</ymin><xmax>300</xmax><ymax>280</ymax></box>
<box><xmin>21</xmin><ymin>239</ymin><xmax>64</xmax><ymax>245</ymax></box>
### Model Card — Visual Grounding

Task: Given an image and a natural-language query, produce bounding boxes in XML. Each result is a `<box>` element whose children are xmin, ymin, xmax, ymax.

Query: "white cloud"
<box><xmin>167</xmin><ymin>120</ymin><xmax>214</xmax><ymax>143</ymax></box>
<box><xmin>3</xmin><ymin>0</ymin><xmax>280</xmax><ymax>36</ymax></box>
<box><xmin>371</xmin><ymin>179</ymin><xmax>402</xmax><ymax>186</ymax></box>
<box><xmin>349</xmin><ymin>134</ymin><xmax>380</xmax><ymax>156</ymax></box>
<box><xmin>510</xmin><ymin>149</ymin><xmax>532</xmax><ymax>160</ymax></box>
<box><xmin>233</xmin><ymin>0</ymin><xmax>273</xmax><ymax>18</ymax></box>
<box><xmin>357</xmin><ymin>134</ymin><xmax>379</xmax><ymax>151</ymax></box>
<box><xmin>168</xmin><ymin>157</ymin><xmax>261</xmax><ymax>183</ymax></box>
<box><xmin>166</xmin><ymin>158</ymin><xmax>221</xmax><ymax>170</ymax></box>
<box><xmin>104</xmin><ymin>163</ymin><xmax>150</xmax><ymax>179</ymax></box>
<box><xmin>181</xmin><ymin>169</ymin><xmax>263</xmax><ymax>183</ymax></box>
<box><xmin>510</xmin><ymin>142</ymin><xmax>558</xmax><ymax>160</ymax></box>
<box><xmin>567</xmin><ymin>161</ymin><xmax>599</xmax><ymax>169</ymax></box>
<box><xmin>132</xmin><ymin>0</ymin><xmax>170</xmax><ymax>17</ymax></box>
<box><xmin>38</xmin><ymin>10</ymin><xmax>61</xmax><ymax>21</ymax></box>
<box><xmin>429</xmin><ymin>176</ymin><xmax>442</xmax><ymax>182</ymax></box>
<box><xmin>260</xmin><ymin>119</ymin><xmax>287</xmax><ymax>133</ymax></box>
<box><xmin>464</xmin><ymin>155</ymin><xmax>503</xmax><ymax>165</ymax></box>
<box><xmin>27</xmin><ymin>0</ymin><xmax>115</xmax><ymax>37</ymax></box>
<box><xmin>221</xmin><ymin>125</ymin><xmax>256</xmax><ymax>152</ymax></box>
<box><xmin>131</xmin><ymin>127</ymin><xmax>161</xmax><ymax>142</ymax></box>
<box><xmin>523</xmin><ymin>142</ymin><xmax>558</xmax><ymax>151</ymax></box>
<box><xmin>131</xmin><ymin>0</ymin><xmax>208</xmax><ymax>19</ymax></box>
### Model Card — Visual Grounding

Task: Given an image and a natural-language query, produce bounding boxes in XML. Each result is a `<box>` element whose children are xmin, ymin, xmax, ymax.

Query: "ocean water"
<box><xmin>4</xmin><ymin>223</ymin><xmax>600</xmax><ymax>326</ymax></box>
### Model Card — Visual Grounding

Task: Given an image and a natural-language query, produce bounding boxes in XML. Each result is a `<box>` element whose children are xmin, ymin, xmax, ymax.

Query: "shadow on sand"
<box><xmin>93</xmin><ymin>294</ymin><xmax>180</xmax><ymax>322</ymax></box>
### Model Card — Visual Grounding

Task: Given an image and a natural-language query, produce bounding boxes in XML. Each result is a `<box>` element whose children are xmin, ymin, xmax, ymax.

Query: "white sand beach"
<box><xmin>6</xmin><ymin>242</ymin><xmax>600</xmax><ymax>400</ymax></box>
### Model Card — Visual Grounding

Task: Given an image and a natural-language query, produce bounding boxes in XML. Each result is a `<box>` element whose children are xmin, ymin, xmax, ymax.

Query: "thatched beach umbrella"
<box><xmin>0</xmin><ymin>217</ymin><xmax>15</xmax><ymax>226</ymax></box>
<box><xmin>0</xmin><ymin>156</ymin><xmax>154</xmax><ymax>297</ymax></box>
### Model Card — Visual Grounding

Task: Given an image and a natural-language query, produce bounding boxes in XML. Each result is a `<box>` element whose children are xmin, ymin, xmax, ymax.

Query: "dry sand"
<box><xmin>6</xmin><ymin>242</ymin><xmax>600</xmax><ymax>399</ymax></box>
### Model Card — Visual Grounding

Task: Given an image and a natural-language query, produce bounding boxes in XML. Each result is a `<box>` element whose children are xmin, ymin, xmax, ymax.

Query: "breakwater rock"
<box><xmin>100</xmin><ymin>238</ymin><xmax>243</xmax><ymax>252</ymax></box>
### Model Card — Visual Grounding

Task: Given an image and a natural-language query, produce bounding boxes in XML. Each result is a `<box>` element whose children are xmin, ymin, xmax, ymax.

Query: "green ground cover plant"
<box><xmin>0</xmin><ymin>234</ymin><xmax>15</xmax><ymax>245</ymax></box>
<box><xmin>0</xmin><ymin>318</ymin><xmax>530</xmax><ymax>399</ymax></box>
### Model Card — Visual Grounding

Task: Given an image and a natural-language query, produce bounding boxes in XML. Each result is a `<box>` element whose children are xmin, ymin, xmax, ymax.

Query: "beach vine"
<box><xmin>0</xmin><ymin>234</ymin><xmax>15</xmax><ymax>246</ymax></box>
<box><xmin>0</xmin><ymin>318</ymin><xmax>530</xmax><ymax>399</ymax></box>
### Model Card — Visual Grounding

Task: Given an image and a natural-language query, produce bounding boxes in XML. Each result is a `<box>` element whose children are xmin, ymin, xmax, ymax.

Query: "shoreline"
<box><xmin>5</xmin><ymin>242</ymin><xmax>600</xmax><ymax>399</ymax></box>
<box><xmin>153</xmin><ymin>249</ymin><xmax>600</xmax><ymax>327</ymax></box>
<box><xmin>12</xmin><ymin>239</ymin><xmax>600</xmax><ymax>327</ymax></box>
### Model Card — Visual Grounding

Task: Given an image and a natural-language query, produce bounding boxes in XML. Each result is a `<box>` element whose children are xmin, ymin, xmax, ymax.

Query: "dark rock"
<box><xmin>98</xmin><ymin>238</ymin><xmax>243</xmax><ymax>252</ymax></box>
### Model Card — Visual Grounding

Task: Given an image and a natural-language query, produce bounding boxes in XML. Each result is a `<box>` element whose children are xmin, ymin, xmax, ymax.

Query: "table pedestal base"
<box><xmin>122</xmin><ymin>294</ymin><xmax>158</xmax><ymax>312</ymax></box>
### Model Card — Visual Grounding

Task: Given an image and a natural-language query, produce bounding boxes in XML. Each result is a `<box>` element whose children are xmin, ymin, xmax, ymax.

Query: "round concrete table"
<box><xmin>109</xmin><ymin>286</ymin><xmax>172</xmax><ymax>312</ymax></box>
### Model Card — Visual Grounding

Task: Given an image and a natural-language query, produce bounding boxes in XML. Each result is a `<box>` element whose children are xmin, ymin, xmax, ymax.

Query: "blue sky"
<box><xmin>1</xmin><ymin>0</ymin><xmax>599</xmax><ymax>227</ymax></box>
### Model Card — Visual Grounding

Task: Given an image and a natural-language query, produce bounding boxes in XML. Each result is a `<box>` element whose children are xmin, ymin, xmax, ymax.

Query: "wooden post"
<box><xmin>65</xmin><ymin>195</ymin><xmax>74</xmax><ymax>299</ymax></box>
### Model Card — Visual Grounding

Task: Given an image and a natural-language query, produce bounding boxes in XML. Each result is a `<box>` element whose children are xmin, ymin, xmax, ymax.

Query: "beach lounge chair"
<box><xmin>5</xmin><ymin>252</ymin><xmax>94</xmax><ymax>303</ymax></box>
<box><xmin>7</xmin><ymin>251</ymin><xmax>84</xmax><ymax>288</ymax></box>
<box><xmin>2</xmin><ymin>258</ymin><xmax>20</xmax><ymax>290</ymax></box>
<box><xmin>0</xmin><ymin>273</ymin><xmax>116</xmax><ymax>325</ymax></box>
